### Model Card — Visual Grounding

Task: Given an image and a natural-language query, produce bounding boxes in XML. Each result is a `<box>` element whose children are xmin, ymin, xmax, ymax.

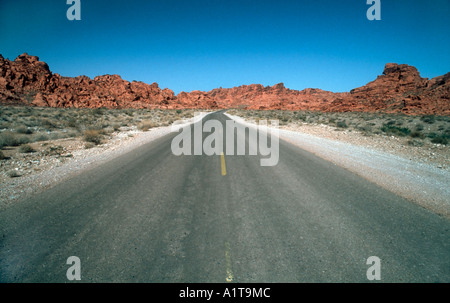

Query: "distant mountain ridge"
<box><xmin>1</xmin><ymin>53</ymin><xmax>449</xmax><ymax>115</ymax></box>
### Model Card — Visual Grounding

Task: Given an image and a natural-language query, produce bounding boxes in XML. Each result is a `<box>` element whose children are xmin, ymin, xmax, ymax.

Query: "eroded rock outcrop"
<box><xmin>1</xmin><ymin>54</ymin><xmax>448</xmax><ymax>115</ymax></box>
<box><xmin>0</xmin><ymin>53</ymin><xmax>177</xmax><ymax>109</ymax></box>
<box><xmin>327</xmin><ymin>63</ymin><xmax>450</xmax><ymax>115</ymax></box>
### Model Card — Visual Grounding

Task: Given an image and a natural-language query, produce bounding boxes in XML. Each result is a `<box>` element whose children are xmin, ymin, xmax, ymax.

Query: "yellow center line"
<box><xmin>225</xmin><ymin>242</ymin><xmax>234</xmax><ymax>282</ymax></box>
<box><xmin>220</xmin><ymin>152</ymin><xmax>227</xmax><ymax>176</ymax></box>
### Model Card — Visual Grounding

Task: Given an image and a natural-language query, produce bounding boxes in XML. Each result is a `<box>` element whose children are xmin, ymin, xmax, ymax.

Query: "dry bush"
<box><xmin>0</xmin><ymin>132</ymin><xmax>28</xmax><ymax>147</ymax></box>
<box><xmin>15</xmin><ymin>125</ymin><xmax>33</xmax><ymax>134</ymax></box>
<box><xmin>18</xmin><ymin>144</ymin><xmax>35</xmax><ymax>153</ymax></box>
<box><xmin>83</xmin><ymin>129</ymin><xmax>102</xmax><ymax>145</ymax></box>
<box><xmin>8</xmin><ymin>170</ymin><xmax>20</xmax><ymax>178</ymax></box>
<box><xmin>138</xmin><ymin>121</ymin><xmax>158</xmax><ymax>131</ymax></box>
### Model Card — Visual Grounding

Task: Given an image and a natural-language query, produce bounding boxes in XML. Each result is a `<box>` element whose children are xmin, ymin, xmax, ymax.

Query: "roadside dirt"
<box><xmin>282</xmin><ymin>123</ymin><xmax>449</xmax><ymax>170</ymax></box>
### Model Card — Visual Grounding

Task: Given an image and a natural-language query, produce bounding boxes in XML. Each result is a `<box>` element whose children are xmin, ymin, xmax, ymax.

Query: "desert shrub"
<box><xmin>0</xmin><ymin>132</ymin><xmax>20</xmax><ymax>147</ymax></box>
<box><xmin>83</xmin><ymin>129</ymin><xmax>102</xmax><ymax>145</ymax></box>
<box><xmin>102</xmin><ymin>127</ymin><xmax>115</xmax><ymax>135</ymax></box>
<box><xmin>64</xmin><ymin>131</ymin><xmax>79</xmax><ymax>138</ymax></box>
<box><xmin>297</xmin><ymin>114</ymin><xmax>307</xmax><ymax>122</ymax></box>
<box><xmin>138</xmin><ymin>121</ymin><xmax>157</xmax><ymax>131</ymax></box>
<box><xmin>358</xmin><ymin>125</ymin><xmax>372</xmax><ymax>133</ymax></box>
<box><xmin>415</xmin><ymin>124</ymin><xmax>424</xmax><ymax>131</ymax></box>
<box><xmin>18</xmin><ymin>135</ymin><xmax>31</xmax><ymax>145</ymax></box>
<box><xmin>33</xmin><ymin>133</ymin><xmax>50</xmax><ymax>142</ymax></box>
<box><xmin>40</xmin><ymin>118</ymin><xmax>57</xmax><ymax>130</ymax></box>
<box><xmin>421</xmin><ymin>115</ymin><xmax>435</xmax><ymax>124</ymax></box>
<box><xmin>8</xmin><ymin>170</ymin><xmax>20</xmax><ymax>178</ymax></box>
<box><xmin>65</xmin><ymin>117</ymin><xmax>78</xmax><ymax>128</ymax></box>
<box><xmin>410</xmin><ymin>131</ymin><xmax>424</xmax><ymax>139</ymax></box>
<box><xmin>84</xmin><ymin>142</ymin><xmax>96</xmax><ymax>149</ymax></box>
<box><xmin>280</xmin><ymin>116</ymin><xmax>290</xmax><ymax>123</ymax></box>
<box><xmin>184</xmin><ymin>111</ymin><xmax>194</xmax><ymax>118</ymax></box>
<box><xmin>112</xmin><ymin>124</ymin><xmax>121</xmax><ymax>132</ymax></box>
<box><xmin>49</xmin><ymin>132</ymin><xmax>66</xmax><ymax>140</ymax></box>
<box><xmin>381</xmin><ymin>124</ymin><xmax>411</xmax><ymax>137</ymax></box>
<box><xmin>362</xmin><ymin>115</ymin><xmax>374</xmax><ymax>121</ymax></box>
<box><xmin>336</xmin><ymin>121</ymin><xmax>348</xmax><ymax>128</ymax></box>
<box><xmin>0</xmin><ymin>150</ymin><xmax>5</xmax><ymax>160</ymax></box>
<box><xmin>15</xmin><ymin>125</ymin><xmax>33</xmax><ymax>134</ymax></box>
<box><xmin>93</xmin><ymin>107</ymin><xmax>105</xmax><ymax>116</ymax></box>
<box><xmin>0</xmin><ymin>121</ymin><xmax>9</xmax><ymax>129</ymax></box>
<box><xmin>386</xmin><ymin>120</ymin><xmax>396</xmax><ymax>126</ymax></box>
<box><xmin>43</xmin><ymin>145</ymin><xmax>65</xmax><ymax>156</ymax></box>
<box><xmin>23</xmin><ymin>118</ymin><xmax>39</xmax><ymax>127</ymax></box>
<box><xmin>407</xmin><ymin>139</ymin><xmax>424</xmax><ymax>147</ymax></box>
<box><xmin>431</xmin><ymin>135</ymin><xmax>449</xmax><ymax>145</ymax></box>
<box><xmin>18</xmin><ymin>144</ymin><xmax>35</xmax><ymax>153</ymax></box>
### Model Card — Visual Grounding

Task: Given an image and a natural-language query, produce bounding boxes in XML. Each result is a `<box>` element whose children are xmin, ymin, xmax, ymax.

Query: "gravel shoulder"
<box><xmin>226</xmin><ymin>113</ymin><xmax>450</xmax><ymax>219</ymax></box>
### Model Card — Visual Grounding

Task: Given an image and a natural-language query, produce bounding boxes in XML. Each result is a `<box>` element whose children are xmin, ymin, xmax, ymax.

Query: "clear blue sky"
<box><xmin>1</xmin><ymin>0</ymin><xmax>449</xmax><ymax>94</ymax></box>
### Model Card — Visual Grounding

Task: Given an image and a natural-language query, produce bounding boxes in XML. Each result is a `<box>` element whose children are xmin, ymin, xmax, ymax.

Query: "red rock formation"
<box><xmin>196</xmin><ymin>84</ymin><xmax>346</xmax><ymax>111</ymax></box>
<box><xmin>1</xmin><ymin>53</ymin><xmax>449</xmax><ymax>115</ymax></box>
<box><xmin>327</xmin><ymin>63</ymin><xmax>450</xmax><ymax>115</ymax></box>
<box><xmin>0</xmin><ymin>53</ymin><xmax>177</xmax><ymax>109</ymax></box>
<box><xmin>176</xmin><ymin>90</ymin><xmax>219</xmax><ymax>109</ymax></box>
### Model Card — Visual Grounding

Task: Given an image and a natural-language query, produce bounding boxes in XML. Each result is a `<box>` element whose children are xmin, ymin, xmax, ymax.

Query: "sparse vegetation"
<box><xmin>0</xmin><ymin>106</ymin><xmax>196</xmax><ymax>147</ymax></box>
<box><xmin>381</xmin><ymin>124</ymin><xmax>411</xmax><ymax>137</ymax></box>
<box><xmin>0</xmin><ymin>106</ymin><xmax>199</xmax><ymax>171</ymax></box>
<box><xmin>410</xmin><ymin>131</ymin><xmax>425</xmax><ymax>139</ymax></box>
<box><xmin>407</xmin><ymin>139</ymin><xmax>424</xmax><ymax>147</ymax></box>
<box><xmin>431</xmin><ymin>135</ymin><xmax>449</xmax><ymax>145</ymax></box>
<box><xmin>83</xmin><ymin>129</ymin><xmax>103</xmax><ymax>145</ymax></box>
<box><xmin>8</xmin><ymin>170</ymin><xmax>20</xmax><ymax>178</ymax></box>
<box><xmin>15</xmin><ymin>125</ymin><xmax>33</xmax><ymax>134</ymax></box>
<box><xmin>18</xmin><ymin>144</ymin><xmax>35</xmax><ymax>153</ymax></box>
<box><xmin>336</xmin><ymin>121</ymin><xmax>348</xmax><ymax>128</ymax></box>
<box><xmin>227</xmin><ymin>109</ymin><xmax>450</xmax><ymax>145</ymax></box>
<box><xmin>0</xmin><ymin>106</ymin><xmax>206</xmax><ymax>186</ymax></box>
<box><xmin>138</xmin><ymin>121</ymin><xmax>158</xmax><ymax>131</ymax></box>
<box><xmin>84</xmin><ymin>142</ymin><xmax>96</xmax><ymax>149</ymax></box>
<box><xmin>0</xmin><ymin>132</ymin><xmax>17</xmax><ymax>148</ymax></box>
<box><xmin>421</xmin><ymin>115</ymin><xmax>435</xmax><ymax>124</ymax></box>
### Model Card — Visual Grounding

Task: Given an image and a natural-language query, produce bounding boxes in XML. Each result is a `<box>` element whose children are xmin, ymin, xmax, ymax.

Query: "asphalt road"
<box><xmin>0</xmin><ymin>111</ymin><xmax>449</xmax><ymax>282</ymax></box>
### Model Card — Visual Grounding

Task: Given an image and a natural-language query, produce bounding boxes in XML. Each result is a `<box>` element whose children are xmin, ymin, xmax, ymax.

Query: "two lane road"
<box><xmin>0</xmin><ymin>111</ymin><xmax>448</xmax><ymax>282</ymax></box>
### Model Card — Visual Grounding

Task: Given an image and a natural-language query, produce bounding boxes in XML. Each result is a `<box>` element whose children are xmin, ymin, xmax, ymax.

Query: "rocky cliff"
<box><xmin>1</xmin><ymin>53</ymin><xmax>449</xmax><ymax>115</ymax></box>
<box><xmin>0</xmin><ymin>53</ymin><xmax>176</xmax><ymax>109</ymax></box>
<box><xmin>326</xmin><ymin>63</ymin><xmax>450</xmax><ymax>115</ymax></box>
